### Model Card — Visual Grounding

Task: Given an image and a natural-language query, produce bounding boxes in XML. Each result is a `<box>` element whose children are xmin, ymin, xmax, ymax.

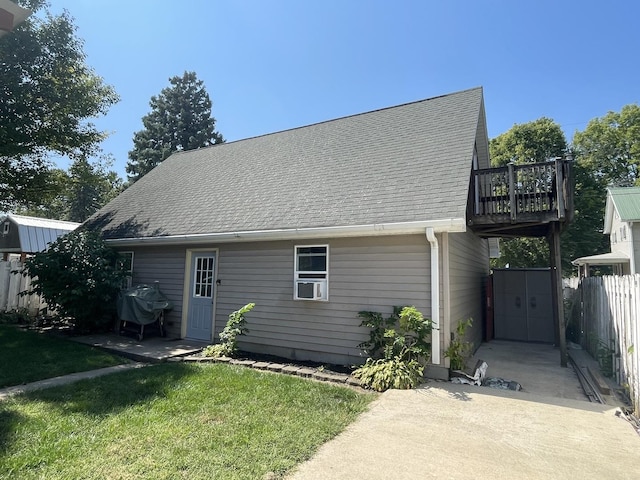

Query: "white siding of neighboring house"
<box><xmin>610</xmin><ymin>213</ymin><xmax>634</xmax><ymax>274</ymax></box>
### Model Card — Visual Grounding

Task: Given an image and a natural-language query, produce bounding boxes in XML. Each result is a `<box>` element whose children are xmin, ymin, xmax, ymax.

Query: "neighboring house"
<box><xmin>0</xmin><ymin>214</ymin><xmax>80</xmax><ymax>260</ymax></box>
<box><xmin>85</xmin><ymin>87</ymin><xmax>494</xmax><ymax>377</ymax></box>
<box><xmin>573</xmin><ymin>187</ymin><xmax>640</xmax><ymax>276</ymax></box>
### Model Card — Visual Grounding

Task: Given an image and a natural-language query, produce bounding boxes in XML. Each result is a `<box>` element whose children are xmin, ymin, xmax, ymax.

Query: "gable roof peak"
<box><xmin>185</xmin><ymin>87</ymin><xmax>485</xmax><ymax>153</ymax></box>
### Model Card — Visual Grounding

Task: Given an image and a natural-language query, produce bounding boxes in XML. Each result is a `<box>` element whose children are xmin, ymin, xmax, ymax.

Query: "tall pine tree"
<box><xmin>126</xmin><ymin>71</ymin><xmax>223</xmax><ymax>182</ymax></box>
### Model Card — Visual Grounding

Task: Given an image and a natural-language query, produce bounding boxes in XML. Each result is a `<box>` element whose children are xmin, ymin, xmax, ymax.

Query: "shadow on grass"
<box><xmin>22</xmin><ymin>363</ymin><xmax>196</xmax><ymax>417</ymax></box>
<box><xmin>0</xmin><ymin>408</ymin><xmax>25</xmax><ymax>451</ymax></box>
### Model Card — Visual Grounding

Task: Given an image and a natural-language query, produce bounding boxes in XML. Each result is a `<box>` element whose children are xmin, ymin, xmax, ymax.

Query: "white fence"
<box><xmin>0</xmin><ymin>259</ymin><xmax>46</xmax><ymax>314</ymax></box>
<box><xmin>578</xmin><ymin>275</ymin><xmax>640</xmax><ymax>415</ymax></box>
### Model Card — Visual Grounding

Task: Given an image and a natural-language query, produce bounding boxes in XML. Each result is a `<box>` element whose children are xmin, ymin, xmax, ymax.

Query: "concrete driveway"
<box><xmin>289</xmin><ymin>341</ymin><xmax>640</xmax><ymax>479</ymax></box>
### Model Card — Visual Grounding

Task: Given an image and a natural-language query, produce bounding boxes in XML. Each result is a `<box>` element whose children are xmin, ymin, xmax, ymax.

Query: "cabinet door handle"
<box><xmin>530</xmin><ymin>297</ymin><xmax>537</xmax><ymax>309</ymax></box>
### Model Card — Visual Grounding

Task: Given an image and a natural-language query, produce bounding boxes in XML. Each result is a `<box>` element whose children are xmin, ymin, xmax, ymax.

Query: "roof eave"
<box><xmin>104</xmin><ymin>218</ymin><xmax>467</xmax><ymax>247</ymax></box>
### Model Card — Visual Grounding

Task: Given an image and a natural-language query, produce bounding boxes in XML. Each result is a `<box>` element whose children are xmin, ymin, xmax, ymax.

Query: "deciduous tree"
<box><xmin>489</xmin><ymin>119</ymin><xmax>567</xmax><ymax>269</ymax></box>
<box><xmin>24</xmin><ymin>230</ymin><xmax>127</xmax><ymax>332</ymax></box>
<box><xmin>0</xmin><ymin>0</ymin><xmax>118</xmax><ymax>210</ymax></box>
<box><xmin>490</xmin><ymin>117</ymin><xmax>567</xmax><ymax>167</ymax></box>
<box><xmin>573</xmin><ymin>104</ymin><xmax>640</xmax><ymax>187</ymax></box>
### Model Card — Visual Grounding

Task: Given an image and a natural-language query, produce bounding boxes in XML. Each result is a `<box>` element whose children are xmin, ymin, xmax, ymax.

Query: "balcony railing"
<box><xmin>469</xmin><ymin>159</ymin><xmax>572</xmax><ymax>228</ymax></box>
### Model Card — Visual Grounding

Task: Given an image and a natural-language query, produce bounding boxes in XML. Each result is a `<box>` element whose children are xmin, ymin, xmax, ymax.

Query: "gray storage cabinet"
<box><xmin>493</xmin><ymin>268</ymin><xmax>554</xmax><ymax>343</ymax></box>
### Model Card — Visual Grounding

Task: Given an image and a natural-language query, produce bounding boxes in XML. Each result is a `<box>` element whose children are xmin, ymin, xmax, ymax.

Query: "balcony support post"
<box><xmin>508</xmin><ymin>163</ymin><xmax>516</xmax><ymax>222</ymax></box>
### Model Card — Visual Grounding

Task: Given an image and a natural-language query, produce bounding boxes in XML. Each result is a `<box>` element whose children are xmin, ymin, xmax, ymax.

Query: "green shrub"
<box><xmin>0</xmin><ymin>308</ymin><xmax>32</xmax><ymax>325</ymax></box>
<box><xmin>444</xmin><ymin>318</ymin><xmax>473</xmax><ymax>371</ymax></box>
<box><xmin>203</xmin><ymin>302</ymin><xmax>255</xmax><ymax>358</ymax></box>
<box><xmin>354</xmin><ymin>306</ymin><xmax>432</xmax><ymax>391</ymax></box>
<box><xmin>353</xmin><ymin>357</ymin><xmax>424</xmax><ymax>392</ymax></box>
<box><xmin>22</xmin><ymin>230</ymin><xmax>127</xmax><ymax>333</ymax></box>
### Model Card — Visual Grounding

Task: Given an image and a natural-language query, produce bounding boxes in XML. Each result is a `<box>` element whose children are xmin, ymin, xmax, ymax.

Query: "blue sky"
<box><xmin>47</xmin><ymin>0</ymin><xmax>640</xmax><ymax>179</ymax></box>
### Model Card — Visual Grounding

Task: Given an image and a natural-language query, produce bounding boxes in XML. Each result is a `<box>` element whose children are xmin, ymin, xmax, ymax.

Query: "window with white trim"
<box><xmin>294</xmin><ymin>245</ymin><xmax>328</xmax><ymax>301</ymax></box>
<box><xmin>118</xmin><ymin>251</ymin><xmax>134</xmax><ymax>289</ymax></box>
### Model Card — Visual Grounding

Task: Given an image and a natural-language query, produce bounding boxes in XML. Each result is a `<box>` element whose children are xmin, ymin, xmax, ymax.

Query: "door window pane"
<box><xmin>193</xmin><ymin>256</ymin><xmax>215</xmax><ymax>298</ymax></box>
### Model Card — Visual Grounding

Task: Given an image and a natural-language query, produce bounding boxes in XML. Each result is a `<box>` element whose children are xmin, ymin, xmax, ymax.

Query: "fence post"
<box><xmin>0</xmin><ymin>260</ymin><xmax>10</xmax><ymax>311</ymax></box>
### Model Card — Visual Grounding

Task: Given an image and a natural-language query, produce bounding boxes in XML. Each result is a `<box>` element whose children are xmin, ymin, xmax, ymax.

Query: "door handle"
<box><xmin>515</xmin><ymin>296</ymin><xmax>521</xmax><ymax>308</ymax></box>
<box><xmin>530</xmin><ymin>297</ymin><xmax>536</xmax><ymax>309</ymax></box>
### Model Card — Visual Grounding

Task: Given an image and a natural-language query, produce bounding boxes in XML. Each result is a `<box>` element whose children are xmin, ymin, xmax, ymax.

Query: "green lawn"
<box><xmin>0</xmin><ymin>325</ymin><xmax>126</xmax><ymax>388</ymax></box>
<box><xmin>0</xmin><ymin>363</ymin><xmax>375</xmax><ymax>479</ymax></box>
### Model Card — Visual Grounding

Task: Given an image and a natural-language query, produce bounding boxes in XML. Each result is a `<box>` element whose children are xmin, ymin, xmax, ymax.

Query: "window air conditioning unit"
<box><xmin>296</xmin><ymin>281</ymin><xmax>325</xmax><ymax>300</ymax></box>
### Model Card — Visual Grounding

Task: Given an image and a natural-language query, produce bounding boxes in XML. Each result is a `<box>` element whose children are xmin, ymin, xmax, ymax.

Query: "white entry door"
<box><xmin>186</xmin><ymin>252</ymin><xmax>216</xmax><ymax>341</ymax></box>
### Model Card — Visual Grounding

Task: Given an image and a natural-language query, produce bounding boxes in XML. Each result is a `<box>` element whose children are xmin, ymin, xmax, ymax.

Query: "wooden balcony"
<box><xmin>468</xmin><ymin>159</ymin><xmax>573</xmax><ymax>238</ymax></box>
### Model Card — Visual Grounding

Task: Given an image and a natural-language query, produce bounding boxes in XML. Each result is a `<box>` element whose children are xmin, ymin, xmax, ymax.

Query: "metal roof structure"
<box><xmin>0</xmin><ymin>214</ymin><xmax>80</xmax><ymax>254</ymax></box>
<box><xmin>571</xmin><ymin>251</ymin><xmax>630</xmax><ymax>266</ymax></box>
<box><xmin>604</xmin><ymin>187</ymin><xmax>640</xmax><ymax>234</ymax></box>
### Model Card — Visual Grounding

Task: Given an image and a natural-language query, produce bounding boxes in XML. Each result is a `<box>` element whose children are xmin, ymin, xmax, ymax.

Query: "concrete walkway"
<box><xmin>290</xmin><ymin>341</ymin><xmax>639</xmax><ymax>479</ymax></box>
<box><xmin>0</xmin><ymin>363</ymin><xmax>147</xmax><ymax>400</ymax></box>
<box><xmin>1</xmin><ymin>333</ymin><xmax>203</xmax><ymax>400</ymax></box>
<box><xmin>469</xmin><ymin>340</ymin><xmax>589</xmax><ymax>401</ymax></box>
<box><xmin>289</xmin><ymin>383</ymin><xmax>640</xmax><ymax>480</ymax></box>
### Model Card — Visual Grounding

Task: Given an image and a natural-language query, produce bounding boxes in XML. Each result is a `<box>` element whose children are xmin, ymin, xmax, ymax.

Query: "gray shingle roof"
<box><xmin>87</xmin><ymin>87</ymin><xmax>485</xmax><ymax>240</ymax></box>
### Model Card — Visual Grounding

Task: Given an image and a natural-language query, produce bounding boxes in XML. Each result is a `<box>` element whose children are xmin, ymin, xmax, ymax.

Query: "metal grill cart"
<box><xmin>116</xmin><ymin>283</ymin><xmax>173</xmax><ymax>341</ymax></box>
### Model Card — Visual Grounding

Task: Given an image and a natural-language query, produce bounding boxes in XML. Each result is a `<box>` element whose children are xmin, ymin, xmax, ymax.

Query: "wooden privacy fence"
<box><xmin>579</xmin><ymin>275</ymin><xmax>640</xmax><ymax>414</ymax></box>
<box><xmin>0</xmin><ymin>259</ymin><xmax>46</xmax><ymax>314</ymax></box>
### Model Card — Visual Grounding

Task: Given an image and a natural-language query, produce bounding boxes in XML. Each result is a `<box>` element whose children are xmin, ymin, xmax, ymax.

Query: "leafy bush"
<box><xmin>444</xmin><ymin>318</ymin><xmax>473</xmax><ymax>371</ymax></box>
<box><xmin>203</xmin><ymin>302</ymin><xmax>255</xmax><ymax>358</ymax></box>
<box><xmin>354</xmin><ymin>306</ymin><xmax>432</xmax><ymax>391</ymax></box>
<box><xmin>23</xmin><ymin>230</ymin><xmax>127</xmax><ymax>333</ymax></box>
<box><xmin>354</xmin><ymin>357</ymin><xmax>424</xmax><ymax>392</ymax></box>
<box><xmin>0</xmin><ymin>308</ymin><xmax>32</xmax><ymax>325</ymax></box>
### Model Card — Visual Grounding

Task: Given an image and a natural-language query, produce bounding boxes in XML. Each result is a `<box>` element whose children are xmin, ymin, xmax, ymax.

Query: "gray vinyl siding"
<box><xmin>448</xmin><ymin>231</ymin><xmax>489</xmax><ymax>355</ymax></box>
<box><xmin>124</xmin><ymin>245</ymin><xmax>187</xmax><ymax>338</ymax></box>
<box><xmin>215</xmin><ymin>235</ymin><xmax>431</xmax><ymax>366</ymax></box>
<box><xmin>120</xmin><ymin>234</ymin><xmax>438</xmax><ymax>366</ymax></box>
<box><xmin>0</xmin><ymin>224</ymin><xmax>20</xmax><ymax>252</ymax></box>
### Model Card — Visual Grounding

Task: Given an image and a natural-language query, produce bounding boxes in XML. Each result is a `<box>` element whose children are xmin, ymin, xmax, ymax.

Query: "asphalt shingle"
<box><xmin>87</xmin><ymin>87</ymin><xmax>486</xmax><ymax>239</ymax></box>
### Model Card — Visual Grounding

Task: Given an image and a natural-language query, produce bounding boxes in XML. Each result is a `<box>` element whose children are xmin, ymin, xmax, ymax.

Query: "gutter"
<box><xmin>426</xmin><ymin>227</ymin><xmax>440</xmax><ymax>365</ymax></box>
<box><xmin>105</xmin><ymin>218</ymin><xmax>466</xmax><ymax>247</ymax></box>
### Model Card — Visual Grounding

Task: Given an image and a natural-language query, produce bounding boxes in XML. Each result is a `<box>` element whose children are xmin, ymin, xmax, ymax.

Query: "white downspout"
<box><xmin>426</xmin><ymin>227</ymin><xmax>440</xmax><ymax>364</ymax></box>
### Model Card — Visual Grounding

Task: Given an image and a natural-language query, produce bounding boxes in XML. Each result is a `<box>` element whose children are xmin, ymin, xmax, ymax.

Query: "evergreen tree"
<box><xmin>126</xmin><ymin>71</ymin><xmax>224</xmax><ymax>182</ymax></box>
<box><xmin>66</xmin><ymin>156</ymin><xmax>123</xmax><ymax>222</ymax></box>
<box><xmin>16</xmin><ymin>156</ymin><xmax>123</xmax><ymax>223</ymax></box>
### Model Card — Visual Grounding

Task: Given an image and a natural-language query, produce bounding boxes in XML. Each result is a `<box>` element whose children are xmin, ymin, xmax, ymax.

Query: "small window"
<box><xmin>294</xmin><ymin>245</ymin><xmax>328</xmax><ymax>301</ymax></box>
<box><xmin>2</xmin><ymin>222</ymin><xmax>9</xmax><ymax>235</ymax></box>
<box><xmin>118</xmin><ymin>251</ymin><xmax>134</xmax><ymax>289</ymax></box>
<box><xmin>612</xmin><ymin>232</ymin><xmax>617</xmax><ymax>244</ymax></box>
<box><xmin>622</xmin><ymin>225</ymin><xmax>627</xmax><ymax>240</ymax></box>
